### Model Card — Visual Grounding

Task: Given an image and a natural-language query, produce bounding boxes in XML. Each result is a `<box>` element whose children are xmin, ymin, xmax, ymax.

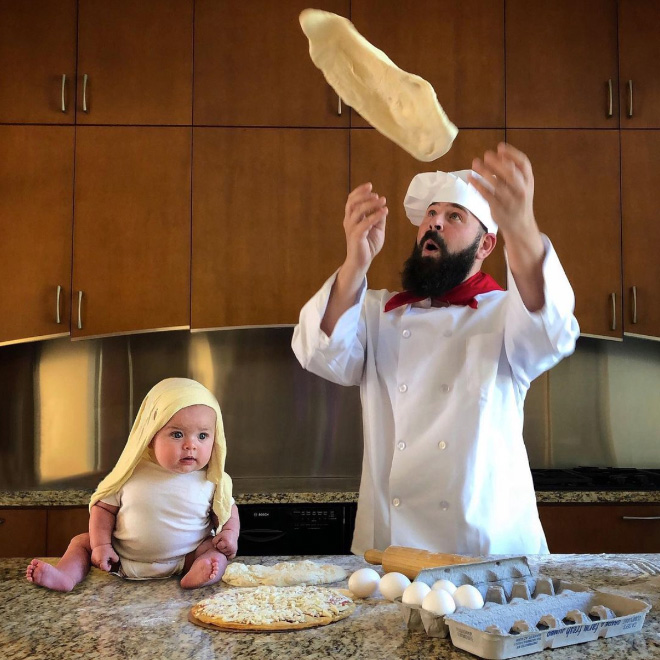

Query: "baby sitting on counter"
<box><xmin>26</xmin><ymin>377</ymin><xmax>240</xmax><ymax>591</ymax></box>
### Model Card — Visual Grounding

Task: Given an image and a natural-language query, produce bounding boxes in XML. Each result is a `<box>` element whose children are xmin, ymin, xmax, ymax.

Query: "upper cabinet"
<box><xmin>351</xmin><ymin>0</ymin><xmax>505</xmax><ymax>128</ymax></box>
<box><xmin>0</xmin><ymin>0</ymin><xmax>77</xmax><ymax>124</ymax></box>
<box><xmin>192</xmin><ymin>128</ymin><xmax>349</xmax><ymax>328</ymax></box>
<box><xmin>621</xmin><ymin>131</ymin><xmax>660</xmax><ymax>339</ymax></box>
<box><xmin>506</xmin><ymin>0</ymin><xmax>619</xmax><ymax>128</ymax></box>
<box><xmin>618</xmin><ymin>0</ymin><xmax>660</xmax><ymax>128</ymax></box>
<box><xmin>193</xmin><ymin>0</ymin><xmax>350</xmax><ymax>127</ymax></box>
<box><xmin>508</xmin><ymin>130</ymin><xmax>622</xmax><ymax>340</ymax></box>
<box><xmin>72</xmin><ymin>127</ymin><xmax>192</xmax><ymax>338</ymax></box>
<box><xmin>76</xmin><ymin>0</ymin><xmax>193</xmax><ymax>125</ymax></box>
<box><xmin>0</xmin><ymin>126</ymin><xmax>74</xmax><ymax>345</ymax></box>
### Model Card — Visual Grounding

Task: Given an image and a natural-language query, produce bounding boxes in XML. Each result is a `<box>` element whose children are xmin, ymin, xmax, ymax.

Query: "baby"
<box><xmin>26</xmin><ymin>377</ymin><xmax>240</xmax><ymax>591</ymax></box>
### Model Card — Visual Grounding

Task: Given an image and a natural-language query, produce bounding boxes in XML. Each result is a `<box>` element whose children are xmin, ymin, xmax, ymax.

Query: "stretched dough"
<box><xmin>299</xmin><ymin>8</ymin><xmax>458</xmax><ymax>162</ymax></box>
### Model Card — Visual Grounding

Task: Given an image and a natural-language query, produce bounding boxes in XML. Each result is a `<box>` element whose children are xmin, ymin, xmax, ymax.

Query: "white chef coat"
<box><xmin>292</xmin><ymin>235</ymin><xmax>579</xmax><ymax>556</ymax></box>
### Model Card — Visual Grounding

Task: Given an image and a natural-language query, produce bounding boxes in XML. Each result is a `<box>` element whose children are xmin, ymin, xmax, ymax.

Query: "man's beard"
<box><xmin>401</xmin><ymin>230</ymin><xmax>482</xmax><ymax>298</ymax></box>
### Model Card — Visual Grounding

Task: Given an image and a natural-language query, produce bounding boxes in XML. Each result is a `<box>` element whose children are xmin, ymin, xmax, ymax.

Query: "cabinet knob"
<box><xmin>606</xmin><ymin>79</ymin><xmax>613</xmax><ymax>118</ymax></box>
<box><xmin>61</xmin><ymin>74</ymin><xmax>67</xmax><ymax>113</ymax></box>
<box><xmin>77</xmin><ymin>290</ymin><xmax>84</xmax><ymax>330</ymax></box>
<box><xmin>631</xmin><ymin>285</ymin><xmax>637</xmax><ymax>324</ymax></box>
<box><xmin>610</xmin><ymin>292</ymin><xmax>616</xmax><ymax>331</ymax></box>
<box><xmin>627</xmin><ymin>80</ymin><xmax>633</xmax><ymax>118</ymax></box>
<box><xmin>55</xmin><ymin>285</ymin><xmax>62</xmax><ymax>324</ymax></box>
<box><xmin>82</xmin><ymin>74</ymin><xmax>89</xmax><ymax>113</ymax></box>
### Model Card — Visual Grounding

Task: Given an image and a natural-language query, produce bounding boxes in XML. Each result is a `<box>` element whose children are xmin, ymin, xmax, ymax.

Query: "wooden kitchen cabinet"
<box><xmin>72</xmin><ymin>127</ymin><xmax>191</xmax><ymax>338</ymax></box>
<box><xmin>351</xmin><ymin>0</ymin><xmax>505</xmax><ymax>129</ymax></box>
<box><xmin>350</xmin><ymin>128</ymin><xmax>507</xmax><ymax>292</ymax></box>
<box><xmin>76</xmin><ymin>0</ymin><xmax>193</xmax><ymax>125</ymax></box>
<box><xmin>621</xmin><ymin>131</ymin><xmax>660</xmax><ymax>339</ymax></box>
<box><xmin>192</xmin><ymin>128</ymin><xmax>349</xmax><ymax>328</ymax></box>
<box><xmin>193</xmin><ymin>0</ymin><xmax>350</xmax><ymax>127</ymax></box>
<box><xmin>506</xmin><ymin>0</ymin><xmax>619</xmax><ymax>128</ymax></box>
<box><xmin>0</xmin><ymin>508</ymin><xmax>47</xmax><ymax>557</ymax></box>
<box><xmin>619</xmin><ymin>0</ymin><xmax>660</xmax><ymax>128</ymax></box>
<box><xmin>0</xmin><ymin>0</ymin><xmax>77</xmax><ymax>124</ymax></box>
<box><xmin>0</xmin><ymin>126</ymin><xmax>74</xmax><ymax>345</ymax></box>
<box><xmin>539</xmin><ymin>503</ymin><xmax>660</xmax><ymax>553</ymax></box>
<box><xmin>46</xmin><ymin>507</ymin><xmax>90</xmax><ymax>556</ymax></box>
<box><xmin>507</xmin><ymin>130</ymin><xmax>622</xmax><ymax>339</ymax></box>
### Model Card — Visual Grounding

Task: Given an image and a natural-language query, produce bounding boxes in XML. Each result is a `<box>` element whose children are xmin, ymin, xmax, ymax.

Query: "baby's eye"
<box><xmin>171</xmin><ymin>431</ymin><xmax>183</xmax><ymax>439</ymax></box>
<box><xmin>199</xmin><ymin>432</ymin><xmax>209</xmax><ymax>440</ymax></box>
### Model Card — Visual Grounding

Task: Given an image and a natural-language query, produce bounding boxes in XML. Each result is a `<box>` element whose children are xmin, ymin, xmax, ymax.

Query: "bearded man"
<box><xmin>292</xmin><ymin>143</ymin><xmax>579</xmax><ymax>556</ymax></box>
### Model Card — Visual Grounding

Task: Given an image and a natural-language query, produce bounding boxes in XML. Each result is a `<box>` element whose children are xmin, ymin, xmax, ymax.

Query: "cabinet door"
<box><xmin>351</xmin><ymin>0</ymin><xmax>504</xmax><ymax>128</ymax></box>
<box><xmin>0</xmin><ymin>126</ymin><xmax>74</xmax><ymax>345</ymax></box>
<box><xmin>72</xmin><ymin>127</ymin><xmax>191</xmax><ymax>338</ymax></box>
<box><xmin>507</xmin><ymin>130</ymin><xmax>622</xmax><ymax>339</ymax></box>
<box><xmin>47</xmin><ymin>508</ymin><xmax>90</xmax><ymax>556</ymax></box>
<box><xmin>619</xmin><ymin>0</ymin><xmax>660</xmax><ymax>128</ymax></box>
<box><xmin>77</xmin><ymin>0</ymin><xmax>193</xmax><ymax>125</ymax></box>
<box><xmin>192</xmin><ymin>128</ymin><xmax>348</xmax><ymax>328</ymax></box>
<box><xmin>506</xmin><ymin>0</ymin><xmax>619</xmax><ymax>128</ymax></box>
<box><xmin>350</xmin><ymin>129</ymin><xmax>506</xmax><ymax>292</ymax></box>
<box><xmin>194</xmin><ymin>0</ymin><xmax>350</xmax><ymax>127</ymax></box>
<box><xmin>0</xmin><ymin>509</ymin><xmax>47</xmax><ymax>557</ymax></box>
<box><xmin>621</xmin><ymin>131</ymin><xmax>660</xmax><ymax>339</ymax></box>
<box><xmin>539</xmin><ymin>504</ymin><xmax>660</xmax><ymax>553</ymax></box>
<box><xmin>0</xmin><ymin>0</ymin><xmax>77</xmax><ymax>124</ymax></box>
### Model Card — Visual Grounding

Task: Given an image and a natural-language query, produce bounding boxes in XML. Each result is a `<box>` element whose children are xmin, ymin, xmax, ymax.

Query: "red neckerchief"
<box><xmin>384</xmin><ymin>272</ymin><xmax>504</xmax><ymax>312</ymax></box>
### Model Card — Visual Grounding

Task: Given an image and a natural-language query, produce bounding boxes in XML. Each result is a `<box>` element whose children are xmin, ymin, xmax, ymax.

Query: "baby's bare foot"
<box><xmin>180</xmin><ymin>556</ymin><xmax>223</xmax><ymax>589</ymax></box>
<box><xmin>25</xmin><ymin>559</ymin><xmax>75</xmax><ymax>592</ymax></box>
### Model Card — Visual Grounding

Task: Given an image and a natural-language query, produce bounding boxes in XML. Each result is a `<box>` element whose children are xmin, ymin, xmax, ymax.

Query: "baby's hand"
<box><xmin>91</xmin><ymin>543</ymin><xmax>119</xmax><ymax>572</ymax></box>
<box><xmin>213</xmin><ymin>529</ymin><xmax>238</xmax><ymax>560</ymax></box>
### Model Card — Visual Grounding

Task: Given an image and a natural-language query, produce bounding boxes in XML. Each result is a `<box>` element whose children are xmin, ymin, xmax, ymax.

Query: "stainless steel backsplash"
<box><xmin>0</xmin><ymin>329</ymin><xmax>658</xmax><ymax>492</ymax></box>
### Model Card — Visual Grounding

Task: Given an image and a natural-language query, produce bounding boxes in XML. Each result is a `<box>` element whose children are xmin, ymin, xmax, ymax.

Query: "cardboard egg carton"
<box><xmin>396</xmin><ymin>557</ymin><xmax>650</xmax><ymax>659</ymax></box>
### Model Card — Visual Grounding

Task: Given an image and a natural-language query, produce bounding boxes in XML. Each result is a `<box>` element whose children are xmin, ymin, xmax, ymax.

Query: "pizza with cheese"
<box><xmin>221</xmin><ymin>560</ymin><xmax>347</xmax><ymax>587</ymax></box>
<box><xmin>190</xmin><ymin>585</ymin><xmax>355</xmax><ymax>631</ymax></box>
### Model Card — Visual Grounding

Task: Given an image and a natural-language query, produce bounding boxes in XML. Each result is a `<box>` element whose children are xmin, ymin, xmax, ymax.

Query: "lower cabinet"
<box><xmin>0</xmin><ymin>507</ymin><xmax>89</xmax><ymax>558</ymax></box>
<box><xmin>538</xmin><ymin>503</ymin><xmax>660</xmax><ymax>553</ymax></box>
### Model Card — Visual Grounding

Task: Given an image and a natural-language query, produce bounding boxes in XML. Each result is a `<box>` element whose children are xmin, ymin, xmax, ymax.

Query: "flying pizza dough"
<box><xmin>299</xmin><ymin>8</ymin><xmax>458</xmax><ymax>161</ymax></box>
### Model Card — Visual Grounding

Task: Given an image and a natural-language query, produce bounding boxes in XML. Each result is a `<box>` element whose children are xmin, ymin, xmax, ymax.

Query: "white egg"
<box><xmin>348</xmin><ymin>568</ymin><xmax>381</xmax><ymax>598</ymax></box>
<box><xmin>379</xmin><ymin>572</ymin><xmax>411</xmax><ymax>602</ymax></box>
<box><xmin>401</xmin><ymin>581</ymin><xmax>431</xmax><ymax>606</ymax></box>
<box><xmin>453</xmin><ymin>584</ymin><xmax>484</xmax><ymax>609</ymax></box>
<box><xmin>421</xmin><ymin>589</ymin><xmax>456</xmax><ymax>616</ymax></box>
<box><xmin>431</xmin><ymin>578</ymin><xmax>457</xmax><ymax>595</ymax></box>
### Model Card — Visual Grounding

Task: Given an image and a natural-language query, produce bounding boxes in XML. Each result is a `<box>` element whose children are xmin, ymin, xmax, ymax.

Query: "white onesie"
<box><xmin>102</xmin><ymin>459</ymin><xmax>218</xmax><ymax>579</ymax></box>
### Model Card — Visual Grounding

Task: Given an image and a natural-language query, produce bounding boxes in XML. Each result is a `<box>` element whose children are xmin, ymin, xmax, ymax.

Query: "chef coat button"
<box><xmin>438</xmin><ymin>441</ymin><xmax>447</xmax><ymax>450</ymax></box>
<box><xmin>444</xmin><ymin>330</ymin><xmax>452</xmax><ymax>338</ymax></box>
<box><xmin>402</xmin><ymin>329</ymin><xmax>410</xmax><ymax>338</ymax></box>
<box><xmin>397</xmin><ymin>441</ymin><xmax>406</xmax><ymax>451</ymax></box>
<box><xmin>441</xmin><ymin>384</ymin><xmax>451</xmax><ymax>393</ymax></box>
<box><xmin>398</xmin><ymin>384</ymin><xmax>407</xmax><ymax>393</ymax></box>
<box><xmin>392</xmin><ymin>498</ymin><xmax>401</xmax><ymax>507</ymax></box>
<box><xmin>440</xmin><ymin>500</ymin><xmax>450</xmax><ymax>511</ymax></box>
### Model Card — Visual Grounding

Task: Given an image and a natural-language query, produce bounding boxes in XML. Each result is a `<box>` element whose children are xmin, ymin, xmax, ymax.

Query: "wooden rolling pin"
<box><xmin>364</xmin><ymin>546</ymin><xmax>477</xmax><ymax>579</ymax></box>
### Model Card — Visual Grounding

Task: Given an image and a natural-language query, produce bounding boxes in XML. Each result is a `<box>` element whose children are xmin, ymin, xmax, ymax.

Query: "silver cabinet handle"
<box><xmin>77</xmin><ymin>290</ymin><xmax>83</xmax><ymax>329</ymax></box>
<box><xmin>82</xmin><ymin>73</ymin><xmax>89</xmax><ymax>113</ymax></box>
<box><xmin>622</xmin><ymin>516</ymin><xmax>660</xmax><ymax>521</ymax></box>
<box><xmin>631</xmin><ymin>285</ymin><xmax>637</xmax><ymax>324</ymax></box>
<box><xmin>606</xmin><ymin>79</ymin><xmax>613</xmax><ymax>118</ymax></box>
<box><xmin>338</xmin><ymin>95</ymin><xmax>342</xmax><ymax>116</ymax></box>
<box><xmin>627</xmin><ymin>80</ymin><xmax>633</xmax><ymax>118</ymax></box>
<box><xmin>610</xmin><ymin>292</ymin><xmax>616</xmax><ymax>331</ymax></box>
<box><xmin>55</xmin><ymin>285</ymin><xmax>62</xmax><ymax>324</ymax></box>
<box><xmin>61</xmin><ymin>74</ymin><xmax>67</xmax><ymax>113</ymax></box>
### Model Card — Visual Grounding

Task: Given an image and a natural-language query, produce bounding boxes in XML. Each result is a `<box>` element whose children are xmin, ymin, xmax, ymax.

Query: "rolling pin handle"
<box><xmin>364</xmin><ymin>549</ymin><xmax>383</xmax><ymax>565</ymax></box>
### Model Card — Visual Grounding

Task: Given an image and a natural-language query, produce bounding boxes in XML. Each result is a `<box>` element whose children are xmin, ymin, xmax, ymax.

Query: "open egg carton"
<box><xmin>396</xmin><ymin>556</ymin><xmax>650</xmax><ymax>660</ymax></box>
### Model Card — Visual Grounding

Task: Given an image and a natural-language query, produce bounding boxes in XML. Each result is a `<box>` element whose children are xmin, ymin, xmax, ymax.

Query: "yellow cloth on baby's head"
<box><xmin>90</xmin><ymin>377</ymin><xmax>233</xmax><ymax>526</ymax></box>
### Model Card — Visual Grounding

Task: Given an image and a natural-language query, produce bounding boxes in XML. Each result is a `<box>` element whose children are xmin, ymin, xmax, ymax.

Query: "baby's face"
<box><xmin>151</xmin><ymin>404</ymin><xmax>216</xmax><ymax>474</ymax></box>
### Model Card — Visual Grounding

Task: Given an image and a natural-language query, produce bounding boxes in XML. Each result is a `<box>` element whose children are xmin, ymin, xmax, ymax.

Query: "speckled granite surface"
<box><xmin>1</xmin><ymin>489</ymin><xmax>658</xmax><ymax>507</ymax></box>
<box><xmin>2</xmin><ymin>553</ymin><xmax>659</xmax><ymax>659</ymax></box>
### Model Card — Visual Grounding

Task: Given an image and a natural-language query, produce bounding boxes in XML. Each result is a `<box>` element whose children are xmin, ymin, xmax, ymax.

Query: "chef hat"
<box><xmin>403</xmin><ymin>170</ymin><xmax>498</xmax><ymax>235</ymax></box>
<box><xmin>90</xmin><ymin>377</ymin><xmax>233</xmax><ymax>526</ymax></box>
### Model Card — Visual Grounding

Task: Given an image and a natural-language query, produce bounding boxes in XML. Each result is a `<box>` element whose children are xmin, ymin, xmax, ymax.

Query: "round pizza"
<box><xmin>190</xmin><ymin>585</ymin><xmax>355</xmax><ymax>632</ymax></box>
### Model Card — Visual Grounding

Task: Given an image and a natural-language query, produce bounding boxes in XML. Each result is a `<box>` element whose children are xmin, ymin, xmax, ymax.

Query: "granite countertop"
<box><xmin>1</xmin><ymin>489</ymin><xmax>659</xmax><ymax>507</ymax></box>
<box><xmin>2</xmin><ymin>553</ymin><xmax>659</xmax><ymax>659</ymax></box>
